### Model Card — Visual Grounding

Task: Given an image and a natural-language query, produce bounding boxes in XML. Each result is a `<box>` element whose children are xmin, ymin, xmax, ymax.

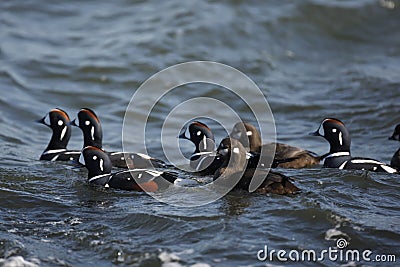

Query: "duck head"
<box><xmin>178</xmin><ymin>121</ymin><xmax>215</xmax><ymax>153</ymax></box>
<box><xmin>71</xmin><ymin>108</ymin><xmax>103</xmax><ymax>148</ymax></box>
<box><xmin>230</xmin><ymin>122</ymin><xmax>260</xmax><ymax>152</ymax></box>
<box><xmin>310</xmin><ymin>118</ymin><xmax>351</xmax><ymax>153</ymax></box>
<box><xmin>37</xmin><ymin>108</ymin><xmax>71</xmax><ymax>151</ymax></box>
<box><xmin>79</xmin><ymin>146</ymin><xmax>112</xmax><ymax>178</ymax></box>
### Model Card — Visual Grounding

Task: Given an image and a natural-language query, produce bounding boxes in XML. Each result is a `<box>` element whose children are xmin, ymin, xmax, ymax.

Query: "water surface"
<box><xmin>1</xmin><ymin>0</ymin><xmax>400</xmax><ymax>266</ymax></box>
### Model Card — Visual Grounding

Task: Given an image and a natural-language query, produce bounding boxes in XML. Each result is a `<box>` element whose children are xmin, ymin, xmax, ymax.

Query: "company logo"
<box><xmin>257</xmin><ymin>239</ymin><xmax>396</xmax><ymax>263</ymax></box>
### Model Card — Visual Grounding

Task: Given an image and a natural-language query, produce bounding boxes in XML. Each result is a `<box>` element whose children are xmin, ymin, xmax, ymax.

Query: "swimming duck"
<box><xmin>79</xmin><ymin>146</ymin><xmax>178</xmax><ymax>191</ymax></box>
<box><xmin>311</xmin><ymin>118</ymin><xmax>397</xmax><ymax>173</ymax></box>
<box><xmin>230</xmin><ymin>122</ymin><xmax>321</xmax><ymax>168</ymax></box>
<box><xmin>71</xmin><ymin>108</ymin><xmax>166</xmax><ymax>169</ymax></box>
<box><xmin>37</xmin><ymin>108</ymin><xmax>80</xmax><ymax>161</ymax></box>
<box><xmin>213</xmin><ymin>138</ymin><xmax>300</xmax><ymax>195</ymax></box>
<box><xmin>178</xmin><ymin>121</ymin><xmax>224</xmax><ymax>175</ymax></box>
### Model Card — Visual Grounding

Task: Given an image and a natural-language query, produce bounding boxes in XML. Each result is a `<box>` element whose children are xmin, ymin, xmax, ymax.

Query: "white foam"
<box><xmin>0</xmin><ymin>256</ymin><xmax>40</xmax><ymax>267</ymax></box>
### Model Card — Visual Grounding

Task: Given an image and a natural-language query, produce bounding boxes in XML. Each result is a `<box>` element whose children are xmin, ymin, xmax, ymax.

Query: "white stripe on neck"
<box><xmin>325</xmin><ymin>152</ymin><xmax>350</xmax><ymax>159</ymax></box>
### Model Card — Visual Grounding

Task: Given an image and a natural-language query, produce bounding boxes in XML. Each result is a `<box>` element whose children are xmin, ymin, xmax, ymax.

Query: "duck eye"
<box><xmin>85</xmin><ymin>120</ymin><xmax>90</xmax><ymax>126</ymax></box>
<box><xmin>58</xmin><ymin>120</ymin><xmax>63</xmax><ymax>126</ymax></box>
<box><xmin>197</xmin><ymin>131</ymin><xmax>202</xmax><ymax>136</ymax></box>
<box><xmin>332</xmin><ymin>128</ymin><xmax>337</xmax><ymax>133</ymax></box>
<box><xmin>92</xmin><ymin>155</ymin><xmax>97</xmax><ymax>160</ymax></box>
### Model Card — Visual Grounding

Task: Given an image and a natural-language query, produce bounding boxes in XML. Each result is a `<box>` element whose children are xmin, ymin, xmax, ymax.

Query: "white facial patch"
<box><xmin>79</xmin><ymin>153</ymin><xmax>85</xmax><ymax>165</ymax></box>
<box><xmin>93</xmin><ymin>155</ymin><xmax>97</xmax><ymax>160</ymax></box>
<box><xmin>318</xmin><ymin>125</ymin><xmax>325</xmax><ymax>136</ymax></box>
<box><xmin>197</xmin><ymin>130</ymin><xmax>202</xmax><ymax>136</ymax></box>
<box><xmin>44</xmin><ymin>114</ymin><xmax>51</xmax><ymax>126</ymax></box>
<box><xmin>246</xmin><ymin>131</ymin><xmax>253</xmax><ymax>136</ymax></box>
<box><xmin>339</xmin><ymin>131</ymin><xmax>343</xmax><ymax>146</ymax></box>
<box><xmin>90</xmin><ymin>126</ymin><xmax>95</xmax><ymax>140</ymax></box>
<box><xmin>60</xmin><ymin>126</ymin><xmax>67</xmax><ymax>141</ymax></box>
<box><xmin>233</xmin><ymin>147</ymin><xmax>240</xmax><ymax>154</ymax></box>
<box><xmin>332</xmin><ymin>128</ymin><xmax>337</xmax><ymax>133</ymax></box>
<box><xmin>58</xmin><ymin>120</ymin><xmax>63</xmax><ymax>126</ymax></box>
<box><xmin>85</xmin><ymin>120</ymin><xmax>90</xmax><ymax>126</ymax></box>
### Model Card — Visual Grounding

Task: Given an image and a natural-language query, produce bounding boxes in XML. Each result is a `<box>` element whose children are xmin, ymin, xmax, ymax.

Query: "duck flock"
<box><xmin>38</xmin><ymin>108</ymin><xmax>400</xmax><ymax>196</ymax></box>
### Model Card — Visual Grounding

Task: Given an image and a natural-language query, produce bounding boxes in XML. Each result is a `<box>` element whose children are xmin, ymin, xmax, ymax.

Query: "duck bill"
<box><xmin>36</xmin><ymin>114</ymin><xmax>50</xmax><ymax>127</ymax></box>
<box><xmin>36</xmin><ymin>117</ymin><xmax>46</xmax><ymax>125</ymax></box>
<box><xmin>178</xmin><ymin>128</ymin><xmax>188</xmax><ymax>139</ymax></box>
<box><xmin>309</xmin><ymin>130</ymin><xmax>321</xmax><ymax>137</ymax></box>
<box><xmin>69</xmin><ymin>119</ymin><xmax>78</xmax><ymax>127</ymax></box>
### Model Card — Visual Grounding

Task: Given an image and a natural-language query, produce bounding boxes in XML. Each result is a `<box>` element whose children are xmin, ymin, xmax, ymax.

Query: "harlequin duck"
<box><xmin>388</xmin><ymin>124</ymin><xmax>400</xmax><ymax>169</ymax></box>
<box><xmin>179</xmin><ymin>121</ymin><xmax>292</xmax><ymax>173</ymax></box>
<box><xmin>79</xmin><ymin>146</ymin><xmax>178</xmax><ymax>192</ymax></box>
<box><xmin>213</xmin><ymin>138</ymin><xmax>300</xmax><ymax>195</ymax></box>
<box><xmin>37</xmin><ymin>108</ymin><xmax>80</xmax><ymax>161</ymax></box>
<box><xmin>71</xmin><ymin>108</ymin><xmax>166</xmax><ymax>169</ymax></box>
<box><xmin>230</xmin><ymin>122</ymin><xmax>321</xmax><ymax>168</ymax></box>
<box><xmin>310</xmin><ymin>118</ymin><xmax>397</xmax><ymax>173</ymax></box>
<box><xmin>178</xmin><ymin>121</ymin><xmax>224</xmax><ymax>175</ymax></box>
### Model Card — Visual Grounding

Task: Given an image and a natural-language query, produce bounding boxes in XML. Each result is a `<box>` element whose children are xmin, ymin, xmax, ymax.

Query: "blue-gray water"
<box><xmin>1</xmin><ymin>0</ymin><xmax>400</xmax><ymax>266</ymax></box>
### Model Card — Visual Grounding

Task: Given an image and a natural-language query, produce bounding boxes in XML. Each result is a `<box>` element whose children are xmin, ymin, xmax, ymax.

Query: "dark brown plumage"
<box><xmin>213</xmin><ymin>138</ymin><xmax>300</xmax><ymax>195</ymax></box>
<box><xmin>230</xmin><ymin>122</ymin><xmax>321</xmax><ymax>169</ymax></box>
